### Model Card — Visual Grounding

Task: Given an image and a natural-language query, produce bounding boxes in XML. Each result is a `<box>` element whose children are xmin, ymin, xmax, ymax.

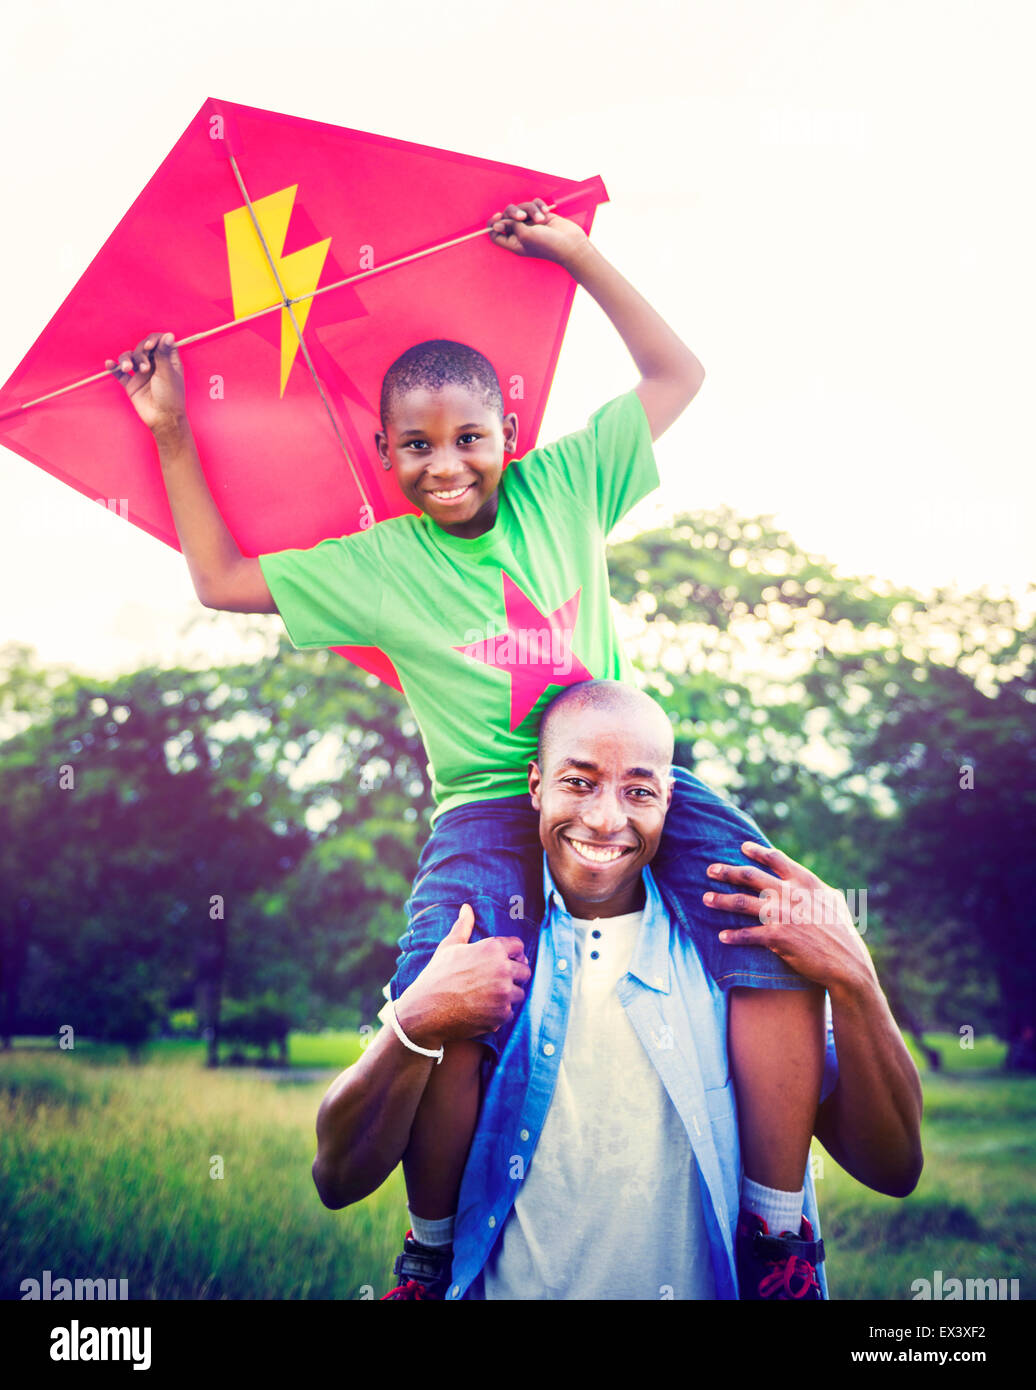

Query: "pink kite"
<box><xmin>0</xmin><ymin>97</ymin><xmax>608</xmax><ymax>688</ymax></box>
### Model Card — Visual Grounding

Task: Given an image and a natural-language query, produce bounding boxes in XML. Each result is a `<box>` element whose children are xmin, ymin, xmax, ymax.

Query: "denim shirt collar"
<box><xmin>542</xmin><ymin>856</ymin><xmax>672</xmax><ymax>994</ymax></box>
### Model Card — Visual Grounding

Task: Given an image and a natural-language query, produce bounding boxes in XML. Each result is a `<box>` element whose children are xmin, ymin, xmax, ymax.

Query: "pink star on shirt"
<box><xmin>454</xmin><ymin>572</ymin><xmax>593</xmax><ymax>730</ymax></box>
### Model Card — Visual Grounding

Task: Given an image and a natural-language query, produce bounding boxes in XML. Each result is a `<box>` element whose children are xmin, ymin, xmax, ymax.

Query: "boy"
<box><xmin>107</xmin><ymin>197</ymin><xmax>826</xmax><ymax>1300</ymax></box>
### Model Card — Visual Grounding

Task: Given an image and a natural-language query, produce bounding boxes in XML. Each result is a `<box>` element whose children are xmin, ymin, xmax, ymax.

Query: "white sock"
<box><xmin>741</xmin><ymin>1177</ymin><xmax>803</xmax><ymax>1237</ymax></box>
<box><xmin>407</xmin><ymin>1208</ymin><xmax>455</xmax><ymax>1249</ymax></box>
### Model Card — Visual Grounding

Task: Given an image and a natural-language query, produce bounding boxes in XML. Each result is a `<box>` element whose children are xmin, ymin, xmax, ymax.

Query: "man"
<box><xmin>312</xmin><ymin>680</ymin><xmax>923</xmax><ymax>1299</ymax></box>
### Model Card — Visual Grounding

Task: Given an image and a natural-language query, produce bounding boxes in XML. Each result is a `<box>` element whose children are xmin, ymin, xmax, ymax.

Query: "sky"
<box><xmin>1</xmin><ymin>0</ymin><xmax>1033</xmax><ymax>677</ymax></box>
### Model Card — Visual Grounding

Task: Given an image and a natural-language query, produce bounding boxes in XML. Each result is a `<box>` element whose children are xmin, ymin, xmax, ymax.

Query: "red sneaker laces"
<box><xmin>380</xmin><ymin>1278</ymin><xmax>432</xmax><ymax>1300</ymax></box>
<box><xmin>757</xmin><ymin>1250</ymin><xmax>819</xmax><ymax>1299</ymax></box>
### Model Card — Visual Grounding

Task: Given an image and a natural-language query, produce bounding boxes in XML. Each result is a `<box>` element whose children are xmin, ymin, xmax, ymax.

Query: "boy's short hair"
<box><xmin>380</xmin><ymin>339</ymin><xmax>504</xmax><ymax>427</ymax></box>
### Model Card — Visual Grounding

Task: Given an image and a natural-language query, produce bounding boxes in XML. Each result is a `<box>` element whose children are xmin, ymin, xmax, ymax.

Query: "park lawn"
<box><xmin>816</xmin><ymin>1070</ymin><xmax>1033</xmax><ymax>1299</ymax></box>
<box><xmin>6</xmin><ymin>1030</ymin><xmax>366</xmax><ymax>1070</ymax></box>
<box><xmin>1</xmin><ymin>1033</ymin><xmax>1032</xmax><ymax>1300</ymax></box>
<box><xmin>816</xmin><ymin>1032</ymin><xmax>1032</xmax><ymax>1299</ymax></box>
<box><xmin>0</xmin><ymin>1044</ymin><xmax>397</xmax><ymax>1300</ymax></box>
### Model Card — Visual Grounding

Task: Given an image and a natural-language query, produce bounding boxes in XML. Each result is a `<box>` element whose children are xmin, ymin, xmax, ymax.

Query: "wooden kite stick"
<box><xmin>4</xmin><ymin>193</ymin><xmax>574</xmax><ymax>419</ymax></box>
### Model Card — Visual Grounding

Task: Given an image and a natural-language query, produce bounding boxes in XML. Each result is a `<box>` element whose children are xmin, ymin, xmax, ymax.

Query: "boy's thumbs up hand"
<box><xmin>394</xmin><ymin>904</ymin><xmax>532</xmax><ymax>1049</ymax></box>
<box><xmin>106</xmin><ymin>331</ymin><xmax>188</xmax><ymax>441</ymax></box>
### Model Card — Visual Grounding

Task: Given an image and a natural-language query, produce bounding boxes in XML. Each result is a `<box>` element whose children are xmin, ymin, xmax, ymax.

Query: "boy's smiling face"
<box><xmin>375</xmin><ymin>382</ymin><xmax>519</xmax><ymax>539</ymax></box>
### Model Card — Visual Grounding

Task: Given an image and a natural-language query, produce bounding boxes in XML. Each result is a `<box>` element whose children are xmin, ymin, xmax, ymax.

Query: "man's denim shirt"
<box><xmin>447</xmin><ymin>857</ymin><xmax>838</xmax><ymax>1300</ymax></box>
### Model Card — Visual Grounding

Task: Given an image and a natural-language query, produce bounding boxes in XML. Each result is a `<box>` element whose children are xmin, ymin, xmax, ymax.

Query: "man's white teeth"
<box><xmin>568</xmin><ymin>839</ymin><xmax>627</xmax><ymax>864</ymax></box>
<box><xmin>431</xmin><ymin>485</ymin><xmax>470</xmax><ymax>499</ymax></box>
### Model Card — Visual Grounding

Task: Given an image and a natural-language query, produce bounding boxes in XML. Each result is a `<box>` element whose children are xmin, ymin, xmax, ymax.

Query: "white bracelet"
<box><xmin>381</xmin><ymin>997</ymin><xmax>444</xmax><ymax>1064</ymax></box>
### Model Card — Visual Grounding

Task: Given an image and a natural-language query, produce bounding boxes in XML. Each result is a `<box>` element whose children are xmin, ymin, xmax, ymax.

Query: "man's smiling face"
<box><xmin>375</xmin><ymin>382</ymin><xmax>519</xmax><ymax>539</ymax></box>
<box><xmin>529</xmin><ymin>704</ymin><xmax>674</xmax><ymax>918</ymax></box>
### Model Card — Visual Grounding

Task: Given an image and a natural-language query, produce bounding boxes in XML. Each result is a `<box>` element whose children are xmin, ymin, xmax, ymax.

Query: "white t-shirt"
<box><xmin>482</xmin><ymin>908</ymin><xmax>717</xmax><ymax>1300</ymax></box>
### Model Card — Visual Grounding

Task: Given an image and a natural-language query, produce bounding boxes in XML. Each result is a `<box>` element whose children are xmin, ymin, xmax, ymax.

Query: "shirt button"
<box><xmin>520</xmin><ymin>1128</ymin><xmax>530</xmax><ymax>1142</ymax></box>
<box><xmin>590</xmin><ymin>950</ymin><xmax>600</xmax><ymax>960</ymax></box>
<box><xmin>488</xmin><ymin>1215</ymin><xmax>496</xmax><ymax>1228</ymax></box>
<box><xmin>557</xmin><ymin>958</ymin><xmax>568</xmax><ymax>972</ymax></box>
<box><xmin>592</xmin><ymin>929</ymin><xmax>601</xmax><ymax>939</ymax></box>
<box><xmin>543</xmin><ymin>1043</ymin><xmax>555</xmax><ymax>1056</ymax></box>
<box><xmin>451</xmin><ymin>1285</ymin><xmax>460</xmax><ymax>1298</ymax></box>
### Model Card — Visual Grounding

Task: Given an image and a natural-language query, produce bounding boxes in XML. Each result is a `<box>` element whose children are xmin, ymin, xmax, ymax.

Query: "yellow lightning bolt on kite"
<box><xmin>224</xmin><ymin>186</ymin><xmax>331</xmax><ymax>396</ymax></box>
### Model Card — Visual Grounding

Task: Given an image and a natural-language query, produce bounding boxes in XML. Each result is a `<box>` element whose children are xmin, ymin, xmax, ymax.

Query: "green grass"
<box><xmin>1</xmin><ymin>1042</ymin><xmax>400</xmax><ymax>1300</ymax></box>
<box><xmin>1</xmin><ymin>1033</ymin><xmax>1032</xmax><ymax>1300</ymax></box>
<box><xmin>814</xmin><ymin>1035</ymin><xmax>1033</xmax><ymax>1299</ymax></box>
<box><xmin>287</xmin><ymin>1030</ymin><xmax>366</xmax><ymax>1070</ymax></box>
<box><xmin>7</xmin><ymin>1031</ymin><xmax>365</xmax><ymax>1070</ymax></box>
<box><xmin>904</xmin><ymin>1032</ymin><xmax>1007</xmax><ymax>1072</ymax></box>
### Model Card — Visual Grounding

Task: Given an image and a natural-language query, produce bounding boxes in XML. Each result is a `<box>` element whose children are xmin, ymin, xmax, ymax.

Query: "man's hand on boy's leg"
<box><xmin>395</xmin><ymin>902</ymin><xmax>531</xmax><ymax>1048</ymax></box>
<box><xmin>703</xmin><ymin>841</ymin><xmax>876</xmax><ymax>995</ymax></box>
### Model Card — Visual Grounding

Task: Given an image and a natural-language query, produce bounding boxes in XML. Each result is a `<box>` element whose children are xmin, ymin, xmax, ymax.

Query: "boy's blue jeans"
<box><xmin>389</xmin><ymin>765</ymin><xmax>809</xmax><ymax>1059</ymax></box>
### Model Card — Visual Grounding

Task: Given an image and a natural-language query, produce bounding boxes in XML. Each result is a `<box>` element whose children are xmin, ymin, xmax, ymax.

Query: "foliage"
<box><xmin>609</xmin><ymin>511</ymin><xmax>1035</xmax><ymax>1056</ymax></box>
<box><xmin>1</xmin><ymin>505</ymin><xmax>1032</xmax><ymax>1059</ymax></box>
<box><xmin>219</xmin><ymin>992</ymin><xmax>293</xmax><ymax>1060</ymax></box>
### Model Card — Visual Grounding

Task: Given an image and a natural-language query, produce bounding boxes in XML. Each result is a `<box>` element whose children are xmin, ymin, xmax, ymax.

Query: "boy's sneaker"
<box><xmin>380</xmin><ymin>1230</ymin><xmax>453</xmax><ymax>1300</ymax></box>
<box><xmin>736</xmin><ymin>1210</ymin><xmax>825</xmax><ymax>1300</ymax></box>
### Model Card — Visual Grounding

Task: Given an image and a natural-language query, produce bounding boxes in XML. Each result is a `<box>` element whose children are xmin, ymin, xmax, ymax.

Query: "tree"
<box><xmin>609</xmin><ymin>511</ymin><xmax>1035</xmax><ymax>1064</ymax></box>
<box><xmin>3</xmin><ymin>512</ymin><xmax>1031</xmax><ymax>1066</ymax></box>
<box><xmin>0</xmin><ymin>650</ymin><xmax>304</xmax><ymax>1052</ymax></box>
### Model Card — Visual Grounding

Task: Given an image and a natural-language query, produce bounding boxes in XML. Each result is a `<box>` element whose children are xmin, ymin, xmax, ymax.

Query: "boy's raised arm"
<box><xmin>488</xmin><ymin>200</ymin><xmax>705</xmax><ymax>441</ymax></box>
<box><xmin>107</xmin><ymin>332</ymin><xmax>276</xmax><ymax>613</ymax></box>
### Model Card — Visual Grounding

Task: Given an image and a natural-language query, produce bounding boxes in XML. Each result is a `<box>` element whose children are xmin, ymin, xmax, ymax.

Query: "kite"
<box><xmin>0</xmin><ymin>97</ymin><xmax>608</xmax><ymax>688</ymax></box>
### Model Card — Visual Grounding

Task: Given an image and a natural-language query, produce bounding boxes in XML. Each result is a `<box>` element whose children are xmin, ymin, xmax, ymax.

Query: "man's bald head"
<box><xmin>536</xmin><ymin>680</ymin><xmax>675</xmax><ymax>775</ymax></box>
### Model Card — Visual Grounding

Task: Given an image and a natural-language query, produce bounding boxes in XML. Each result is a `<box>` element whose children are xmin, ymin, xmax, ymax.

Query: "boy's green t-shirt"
<box><xmin>258</xmin><ymin>390</ymin><xmax>658</xmax><ymax>820</ymax></box>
